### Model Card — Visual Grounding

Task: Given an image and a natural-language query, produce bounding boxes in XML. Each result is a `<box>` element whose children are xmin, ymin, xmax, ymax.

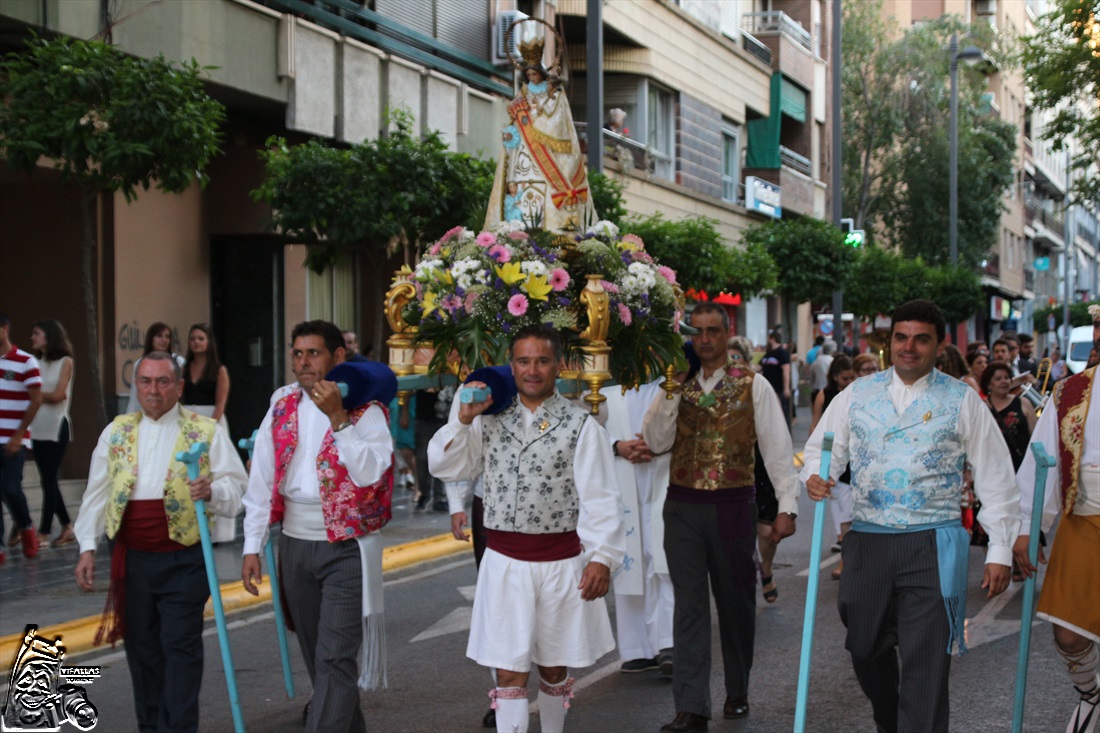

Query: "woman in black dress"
<box><xmin>182</xmin><ymin>323</ymin><xmax>230</xmax><ymax>425</ymax></box>
<box><xmin>980</xmin><ymin>360</ymin><xmax>1036</xmax><ymax>471</ymax></box>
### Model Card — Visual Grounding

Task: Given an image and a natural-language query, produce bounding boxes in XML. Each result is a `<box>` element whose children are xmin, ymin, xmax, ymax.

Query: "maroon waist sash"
<box><xmin>485</xmin><ymin>528</ymin><xmax>581</xmax><ymax>562</ymax></box>
<box><xmin>96</xmin><ymin>500</ymin><xmax>190</xmax><ymax>647</ymax></box>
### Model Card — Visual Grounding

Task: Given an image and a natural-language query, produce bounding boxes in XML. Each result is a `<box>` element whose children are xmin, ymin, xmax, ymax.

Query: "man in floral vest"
<box><xmin>1015</xmin><ymin>307</ymin><xmax>1100</xmax><ymax>733</ymax></box>
<box><xmin>240</xmin><ymin>320</ymin><xmax>393</xmax><ymax>733</ymax></box>
<box><xmin>804</xmin><ymin>299</ymin><xmax>1019</xmax><ymax>733</ymax></box>
<box><xmin>73</xmin><ymin>352</ymin><xmax>247</xmax><ymax>733</ymax></box>
<box><xmin>429</xmin><ymin>325</ymin><xmax>625</xmax><ymax>733</ymax></box>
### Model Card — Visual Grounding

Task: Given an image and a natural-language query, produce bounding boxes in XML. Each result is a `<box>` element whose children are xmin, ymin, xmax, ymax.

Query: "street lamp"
<box><xmin>949</xmin><ymin>33</ymin><xmax>987</xmax><ymax>265</ymax></box>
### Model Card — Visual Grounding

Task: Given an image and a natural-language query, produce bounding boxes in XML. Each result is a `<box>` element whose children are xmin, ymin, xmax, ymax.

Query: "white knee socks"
<box><xmin>537</xmin><ymin>677</ymin><xmax>575</xmax><ymax>733</ymax></box>
<box><xmin>1058</xmin><ymin>641</ymin><xmax>1100</xmax><ymax>696</ymax></box>
<box><xmin>490</xmin><ymin>687</ymin><xmax>528</xmax><ymax>733</ymax></box>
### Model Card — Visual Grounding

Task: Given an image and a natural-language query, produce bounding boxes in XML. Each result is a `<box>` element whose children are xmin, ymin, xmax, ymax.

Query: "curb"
<box><xmin>1</xmin><ymin>532</ymin><xmax>470</xmax><ymax>673</ymax></box>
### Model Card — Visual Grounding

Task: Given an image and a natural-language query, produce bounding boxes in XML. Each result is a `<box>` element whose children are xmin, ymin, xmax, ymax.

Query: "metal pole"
<box><xmin>831</xmin><ymin>0</ymin><xmax>844</xmax><ymax>347</ymax></box>
<box><xmin>586</xmin><ymin>0</ymin><xmax>603</xmax><ymax>176</ymax></box>
<box><xmin>1062</xmin><ymin>155</ymin><xmax>1074</xmax><ymax>351</ymax></box>
<box><xmin>949</xmin><ymin>33</ymin><xmax>959</xmax><ymax>266</ymax></box>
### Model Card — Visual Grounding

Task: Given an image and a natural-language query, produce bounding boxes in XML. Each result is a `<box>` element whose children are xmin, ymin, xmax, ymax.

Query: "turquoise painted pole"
<box><xmin>177</xmin><ymin>443</ymin><xmax>246</xmax><ymax>733</ymax></box>
<box><xmin>794</xmin><ymin>432</ymin><xmax>834</xmax><ymax>733</ymax></box>
<box><xmin>1012</xmin><ymin>443</ymin><xmax>1055</xmax><ymax>733</ymax></box>
<box><xmin>239</xmin><ymin>430</ymin><xmax>296</xmax><ymax>700</ymax></box>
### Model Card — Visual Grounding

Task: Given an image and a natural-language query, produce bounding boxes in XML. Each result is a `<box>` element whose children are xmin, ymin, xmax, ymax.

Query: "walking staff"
<box><xmin>795</xmin><ymin>433</ymin><xmax>833</xmax><ymax>733</ymax></box>
<box><xmin>177</xmin><ymin>443</ymin><xmax>245</xmax><ymax>733</ymax></box>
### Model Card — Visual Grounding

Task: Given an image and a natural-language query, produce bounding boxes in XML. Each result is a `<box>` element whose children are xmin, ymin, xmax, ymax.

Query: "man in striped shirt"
<box><xmin>1</xmin><ymin>312</ymin><xmax>43</xmax><ymax>561</ymax></box>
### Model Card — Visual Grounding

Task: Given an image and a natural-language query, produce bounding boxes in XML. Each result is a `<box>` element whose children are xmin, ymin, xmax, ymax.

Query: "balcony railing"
<box><xmin>575</xmin><ymin>123</ymin><xmax>652</xmax><ymax>174</ymax></box>
<box><xmin>1024</xmin><ymin>268</ymin><xmax>1035</xmax><ymax>291</ymax></box>
<box><xmin>741</xmin><ymin>11</ymin><xmax>812</xmax><ymax>52</ymax></box>
<box><xmin>1038</xmin><ymin>206</ymin><xmax>1065</xmax><ymax>238</ymax></box>
<box><xmin>779</xmin><ymin>146</ymin><xmax>811</xmax><ymax>176</ymax></box>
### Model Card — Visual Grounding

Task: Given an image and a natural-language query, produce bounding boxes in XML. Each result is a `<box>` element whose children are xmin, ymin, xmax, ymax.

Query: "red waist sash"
<box><xmin>96</xmin><ymin>500</ymin><xmax>190</xmax><ymax>647</ymax></box>
<box><xmin>485</xmin><ymin>529</ymin><xmax>581</xmax><ymax>562</ymax></box>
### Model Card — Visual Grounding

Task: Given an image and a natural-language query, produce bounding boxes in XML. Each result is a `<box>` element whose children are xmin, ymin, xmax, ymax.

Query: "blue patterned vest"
<box><xmin>848</xmin><ymin>368</ymin><xmax>968</xmax><ymax>527</ymax></box>
<box><xmin>481</xmin><ymin>392</ymin><xmax>588</xmax><ymax>534</ymax></box>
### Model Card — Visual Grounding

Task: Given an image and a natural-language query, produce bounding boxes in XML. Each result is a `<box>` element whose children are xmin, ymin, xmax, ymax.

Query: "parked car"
<box><xmin>1066</xmin><ymin>325</ymin><xmax>1097</xmax><ymax>375</ymax></box>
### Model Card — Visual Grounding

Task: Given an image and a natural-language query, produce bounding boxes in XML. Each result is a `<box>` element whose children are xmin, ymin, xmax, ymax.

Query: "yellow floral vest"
<box><xmin>103</xmin><ymin>409</ymin><xmax>217</xmax><ymax>545</ymax></box>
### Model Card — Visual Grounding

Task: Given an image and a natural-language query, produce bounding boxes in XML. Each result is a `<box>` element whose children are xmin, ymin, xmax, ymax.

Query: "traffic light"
<box><xmin>840</xmin><ymin>218</ymin><xmax>865</xmax><ymax>248</ymax></box>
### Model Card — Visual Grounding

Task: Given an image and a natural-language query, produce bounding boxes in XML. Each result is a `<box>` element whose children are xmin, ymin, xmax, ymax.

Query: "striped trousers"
<box><xmin>838</xmin><ymin>529</ymin><xmax>952</xmax><ymax>733</ymax></box>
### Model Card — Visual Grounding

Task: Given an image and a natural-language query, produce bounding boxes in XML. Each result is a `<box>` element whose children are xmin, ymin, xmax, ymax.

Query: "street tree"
<box><xmin>741</xmin><ymin>217</ymin><xmax>852</xmax><ymax>337</ymax></box>
<box><xmin>252</xmin><ymin>110</ymin><xmax>494</xmax><ymax>342</ymax></box>
<box><xmin>842</xmin><ymin>9</ymin><xmax>1016</xmax><ymax>267</ymax></box>
<box><xmin>1022</xmin><ymin>0</ymin><xmax>1100</xmax><ymax>202</ymax></box>
<box><xmin>0</xmin><ymin>36</ymin><xmax>225</xmax><ymax>426</ymax></box>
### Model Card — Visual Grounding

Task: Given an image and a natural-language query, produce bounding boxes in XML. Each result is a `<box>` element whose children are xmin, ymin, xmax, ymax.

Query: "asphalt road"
<box><xmin>6</xmin><ymin>510</ymin><xmax>1076</xmax><ymax>733</ymax></box>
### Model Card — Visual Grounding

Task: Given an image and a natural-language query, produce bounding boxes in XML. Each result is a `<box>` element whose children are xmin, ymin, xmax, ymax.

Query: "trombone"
<box><xmin>1018</xmin><ymin>357</ymin><xmax>1053</xmax><ymax>414</ymax></box>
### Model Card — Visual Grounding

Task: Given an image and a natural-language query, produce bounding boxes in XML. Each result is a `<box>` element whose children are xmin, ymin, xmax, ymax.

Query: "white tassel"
<box><xmin>357</xmin><ymin>614</ymin><xmax>387</xmax><ymax>690</ymax></box>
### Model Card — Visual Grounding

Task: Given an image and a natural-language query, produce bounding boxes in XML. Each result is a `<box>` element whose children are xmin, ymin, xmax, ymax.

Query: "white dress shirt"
<box><xmin>74</xmin><ymin>404</ymin><xmax>247</xmax><ymax>553</ymax></box>
<box><xmin>428</xmin><ymin>394</ymin><xmax>626</xmax><ymax>570</ymax></box>
<box><xmin>641</xmin><ymin>367</ymin><xmax>800</xmax><ymax>515</ymax></box>
<box><xmin>1016</xmin><ymin>368</ymin><xmax>1099</xmax><ymax>534</ymax></box>
<box><xmin>241</xmin><ymin>385</ymin><xmax>393</xmax><ymax>555</ymax></box>
<box><xmin>800</xmin><ymin>369</ymin><xmax>1021</xmax><ymax>567</ymax></box>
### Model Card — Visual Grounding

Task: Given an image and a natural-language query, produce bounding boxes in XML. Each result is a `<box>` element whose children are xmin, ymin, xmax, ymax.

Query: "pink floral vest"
<box><xmin>268</xmin><ymin>389</ymin><xmax>393</xmax><ymax>541</ymax></box>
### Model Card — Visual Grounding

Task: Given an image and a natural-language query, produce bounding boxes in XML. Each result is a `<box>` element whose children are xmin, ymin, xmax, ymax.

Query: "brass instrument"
<box><xmin>1018</xmin><ymin>357</ymin><xmax>1053</xmax><ymax>414</ymax></box>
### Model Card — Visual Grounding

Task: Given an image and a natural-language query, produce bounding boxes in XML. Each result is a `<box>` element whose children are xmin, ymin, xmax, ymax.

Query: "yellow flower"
<box><xmin>495</xmin><ymin>262</ymin><xmax>525</xmax><ymax>285</ymax></box>
<box><xmin>523</xmin><ymin>273</ymin><xmax>552</xmax><ymax>301</ymax></box>
<box><xmin>433</xmin><ymin>268</ymin><xmax>454</xmax><ymax>286</ymax></box>
<box><xmin>422</xmin><ymin>290</ymin><xmax>439</xmax><ymax>315</ymax></box>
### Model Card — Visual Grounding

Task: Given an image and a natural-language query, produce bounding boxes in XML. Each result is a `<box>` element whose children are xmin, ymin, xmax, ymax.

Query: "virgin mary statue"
<box><xmin>484</xmin><ymin>31</ymin><xmax>597</xmax><ymax>234</ymax></box>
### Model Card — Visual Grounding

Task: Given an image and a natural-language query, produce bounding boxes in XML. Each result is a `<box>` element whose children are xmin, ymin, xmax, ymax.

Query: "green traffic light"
<box><xmin>845</xmin><ymin>230</ymin><xmax>865</xmax><ymax>247</ymax></box>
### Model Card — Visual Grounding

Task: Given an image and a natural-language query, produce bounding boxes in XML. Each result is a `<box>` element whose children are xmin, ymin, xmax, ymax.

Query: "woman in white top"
<box><xmin>29</xmin><ymin>319</ymin><xmax>76</xmax><ymax>548</ymax></box>
<box><xmin>124</xmin><ymin>322</ymin><xmax>185</xmax><ymax>414</ymax></box>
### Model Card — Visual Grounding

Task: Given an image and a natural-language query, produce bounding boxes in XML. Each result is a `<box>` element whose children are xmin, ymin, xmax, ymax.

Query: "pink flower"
<box><xmin>657</xmin><ymin>265</ymin><xmax>677</xmax><ymax>284</ymax></box>
<box><xmin>464</xmin><ymin>291</ymin><xmax>479</xmax><ymax>314</ymax></box>
<box><xmin>429</xmin><ymin>241</ymin><xmax>442</xmax><ymax>256</ymax></box>
<box><xmin>507</xmin><ymin>231</ymin><xmax>530</xmax><ymax>240</ymax></box>
<box><xmin>441</xmin><ymin>294</ymin><xmax>463</xmax><ymax>313</ymax></box>
<box><xmin>476</xmin><ymin>231</ymin><xmax>496</xmax><ymax>247</ymax></box>
<box><xmin>622</xmin><ymin>233</ymin><xmax>644</xmax><ymax>247</ymax></box>
<box><xmin>508</xmin><ymin>294</ymin><xmax>529</xmax><ymax>316</ymax></box>
<box><xmin>442</xmin><ymin>225</ymin><xmax>464</xmax><ymax>242</ymax></box>
<box><xmin>550</xmin><ymin>268</ymin><xmax>570</xmax><ymax>291</ymax></box>
<box><xmin>617</xmin><ymin>302</ymin><xmax>632</xmax><ymax>326</ymax></box>
<box><xmin>673</xmin><ymin>310</ymin><xmax>682</xmax><ymax>333</ymax></box>
<box><xmin>600</xmin><ymin>280</ymin><xmax>620</xmax><ymax>294</ymax></box>
<box><xmin>489</xmin><ymin>244</ymin><xmax>511</xmax><ymax>263</ymax></box>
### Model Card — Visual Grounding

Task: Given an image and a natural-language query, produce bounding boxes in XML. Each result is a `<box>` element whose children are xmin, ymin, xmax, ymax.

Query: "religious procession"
<box><xmin>2</xmin><ymin>3</ymin><xmax>1100</xmax><ymax>733</ymax></box>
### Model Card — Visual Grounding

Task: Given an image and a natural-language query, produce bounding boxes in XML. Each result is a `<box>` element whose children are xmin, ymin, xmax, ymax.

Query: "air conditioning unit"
<box><xmin>492</xmin><ymin>9</ymin><xmax>529</xmax><ymax>66</ymax></box>
<box><xmin>975</xmin><ymin>0</ymin><xmax>996</xmax><ymax>16</ymax></box>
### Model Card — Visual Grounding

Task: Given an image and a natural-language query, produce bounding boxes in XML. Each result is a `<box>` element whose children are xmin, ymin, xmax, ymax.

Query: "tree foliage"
<box><xmin>252</xmin><ymin>110</ymin><xmax>495</xmax><ymax>271</ymax></box>
<box><xmin>588</xmin><ymin>171</ymin><xmax>627</xmax><ymax>228</ymax></box>
<box><xmin>1034</xmin><ymin>299</ymin><xmax>1100</xmax><ymax>329</ymax></box>
<box><xmin>1022</xmin><ymin>0</ymin><xmax>1100</xmax><ymax>202</ymax></box>
<box><xmin>0</xmin><ymin>35</ymin><xmax>225</xmax><ymax>426</ymax></box>
<box><xmin>742</xmin><ymin>217</ymin><xmax>852</xmax><ymax>306</ymax></box>
<box><xmin>842</xmin><ymin>6</ymin><xmax>1016</xmax><ymax>267</ymax></box>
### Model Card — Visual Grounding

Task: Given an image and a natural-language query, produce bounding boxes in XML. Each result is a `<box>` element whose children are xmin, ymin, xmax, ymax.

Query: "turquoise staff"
<box><xmin>1012</xmin><ymin>442</ymin><xmax>1055</xmax><ymax>733</ymax></box>
<box><xmin>176</xmin><ymin>442</ymin><xmax>246</xmax><ymax>733</ymax></box>
<box><xmin>794</xmin><ymin>432</ymin><xmax>834</xmax><ymax>733</ymax></box>
<box><xmin>238</xmin><ymin>430</ymin><xmax>295</xmax><ymax>699</ymax></box>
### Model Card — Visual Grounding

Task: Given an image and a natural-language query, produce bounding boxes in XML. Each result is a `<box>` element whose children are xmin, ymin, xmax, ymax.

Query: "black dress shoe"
<box><xmin>660</xmin><ymin>712</ymin><xmax>708</xmax><ymax>732</ymax></box>
<box><xmin>481</xmin><ymin>706</ymin><xmax>496</xmax><ymax>728</ymax></box>
<box><xmin>723</xmin><ymin>696</ymin><xmax>749</xmax><ymax>719</ymax></box>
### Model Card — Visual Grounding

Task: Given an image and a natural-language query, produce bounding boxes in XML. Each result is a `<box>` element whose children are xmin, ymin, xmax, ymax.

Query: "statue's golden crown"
<box><xmin>518</xmin><ymin>37</ymin><xmax>545</xmax><ymax>66</ymax></box>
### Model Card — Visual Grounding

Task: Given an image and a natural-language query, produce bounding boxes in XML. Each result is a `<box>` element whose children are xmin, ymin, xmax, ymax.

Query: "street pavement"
<box><xmin>0</xmin><ymin>413</ymin><xmax>1076</xmax><ymax>732</ymax></box>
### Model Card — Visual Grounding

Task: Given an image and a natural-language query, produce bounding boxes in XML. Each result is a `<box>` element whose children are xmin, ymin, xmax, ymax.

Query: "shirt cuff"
<box><xmin>985</xmin><ymin>544</ymin><xmax>1013</xmax><ymax>567</ymax></box>
<box><xmin>242</xmin><ymin>537</ymin><xmax>265</xmax><ymax>556</ymax></box>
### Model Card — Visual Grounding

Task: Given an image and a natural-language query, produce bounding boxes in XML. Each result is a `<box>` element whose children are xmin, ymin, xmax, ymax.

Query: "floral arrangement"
<box><xmin>405</xmin><ymin>219</ymin><xmax>685</xmax><ymax>386</ymax></box>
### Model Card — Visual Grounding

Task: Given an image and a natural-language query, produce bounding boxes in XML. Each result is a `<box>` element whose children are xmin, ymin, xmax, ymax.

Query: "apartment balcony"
<box><xmin>576</xmin><ymin>123</ymin><xmax>652</xmax><ymax>174</ymax></box>
<box><xmin>742</xmin><ymin>11</ymin><xmax>814</xmax><ymax>89</ymax></box>
<box><xmin>742</xmin><ymin>162</ymin><xmax>814</xmax><ymax>216</ymax></box>
<box><xmin>1024</xmin><ymin>267</ymin><xmax>1035</xmax><ymax>292</ymax></box>
<box><xmin>983</xmin><ymin>254</ymin><xmax>1000</xmax><ymax>278</ymax></box>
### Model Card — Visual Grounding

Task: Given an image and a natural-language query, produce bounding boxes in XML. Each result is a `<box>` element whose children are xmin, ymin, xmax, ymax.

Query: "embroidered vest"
<box><xmin>481</xmin><ymin>392</ymin><xmax>587</xmax><ymax>534</ymax></box>
<box><xmin>268</xmin><ymin>389</ymin><xmax>393</xmax><ymax>542</ymax></box>
<box><xmin>1054</xmin><ymin>365</ymin><xmax>1096</xmax><ymax>516</ymax></box>
<box><xmin>104</xmin><ymin>409</ymin><xmax>217</xmax><ymax>545</ymax></box>
<box><xmin>848</xmin><ymin>369</ymin><xmax>968</xmax><ymax>527</ymax></box>
<box><xmin>669</xmin><ymin>368</ymin><xmax>757</xmax><ymax>490</ymax></box>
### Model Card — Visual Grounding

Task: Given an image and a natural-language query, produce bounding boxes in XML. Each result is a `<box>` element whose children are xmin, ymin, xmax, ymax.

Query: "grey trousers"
<box><xmin>280</xmin><ymin>534</ymin><xmax>366</xmax><ymax>733</ymax></box>
<box><xmin>663</xmin><ymin>499</ymin><xmax>756</xmax><ymax>719</ymax></box>
<box><xmin>838</xmin><ymin>530</ymin><xmax>952</xmax><ymax>733</ymax></box>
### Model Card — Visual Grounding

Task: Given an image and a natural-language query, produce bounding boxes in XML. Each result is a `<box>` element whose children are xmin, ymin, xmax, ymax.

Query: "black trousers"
<box><xmin>33</xmin><ymin>418</ymin><xmax>71</xmax><ymax>534</ymax></box>
<box><xmin>663</xmin><ymin>499</ymin><xmax>756</xmax><ymax>719</ymax></box>
<box><xmin>838</xmin><ymin>530</ymin><xmax>952</xmax><ymax>733</ymax></box>
<box><xmin>123</xmin><ymin>544</ymin><xmax>209</xmax><ymax>733</ymax></box>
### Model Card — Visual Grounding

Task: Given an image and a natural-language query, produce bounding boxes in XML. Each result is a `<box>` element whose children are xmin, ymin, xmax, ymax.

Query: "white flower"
<box><xmin>414</xmin><ymin>258</ymin><xmax>445</xmax><ymax>280</ymax></box>
<box><xmin>627</xmin><ymin>261</ymin><xmax>657</xmax><ymax>287</ymax></box>
<box><xmin>520</xmin><ymin>260</ymin><xmax>549</xmax><ymax>277</ymax></box>
<box><xmin>592</xmin><ymin>220</ymin><xmax>620</xmax><ymax>240</ymax></box>
<box><xmin>457</xmin><ymin>228</ymin><xmax>475</xmax><ymax>243</ymax></box>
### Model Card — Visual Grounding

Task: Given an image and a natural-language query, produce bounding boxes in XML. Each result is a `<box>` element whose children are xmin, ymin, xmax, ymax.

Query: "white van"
<box><xmin>1066</xmin><ymin>325</ymin><xmax>1096</xmax><ymax>375</ymax></box>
